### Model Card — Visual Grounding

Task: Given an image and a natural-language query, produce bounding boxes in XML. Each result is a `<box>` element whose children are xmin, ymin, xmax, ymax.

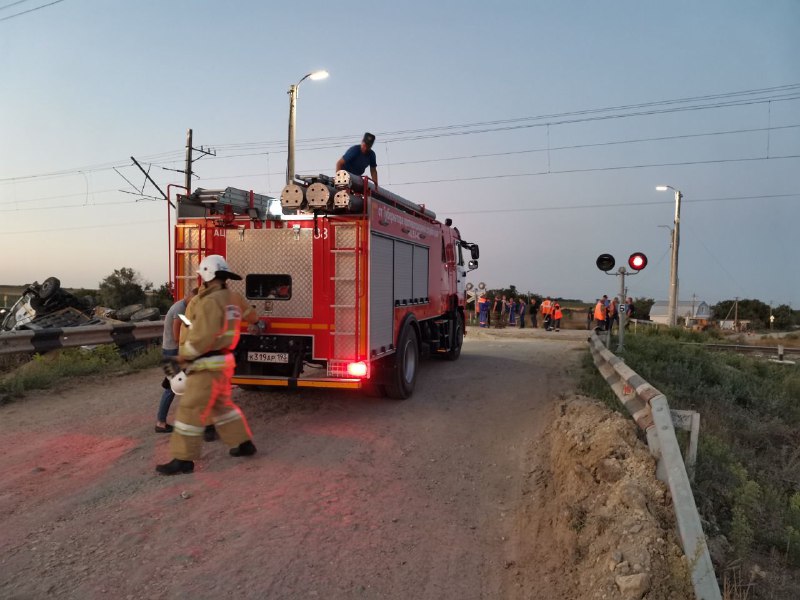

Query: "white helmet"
<box><xmin>170</xmin><ymin>371</ymin><xmax>187</xmax><ymax>395</ymax></box>
<box><xmin>197</xmin><ymin>254</ymin><xmax>242</xmax><ymax>283</ymax></box>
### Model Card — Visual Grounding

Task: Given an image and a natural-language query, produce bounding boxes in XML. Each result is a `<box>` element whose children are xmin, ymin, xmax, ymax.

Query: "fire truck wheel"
<box><xmin>39</xmin><ymin>277</ymin><xmax>61</xmax><ymax>300</ymax></box>
<box><xmin>444</xmin><ymin>313</ymin><xmax>464</xmax><ymax>361</ymax></box>
<box><xmin>385</xmin><ymin>323</ymin><xmax>419</xmax><ymax>400</ymax></box>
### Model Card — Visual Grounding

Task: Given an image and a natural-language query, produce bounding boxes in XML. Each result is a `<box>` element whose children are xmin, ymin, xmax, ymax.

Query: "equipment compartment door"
<box><xmin>369</xmin><ymin>234</ymin><xmax>394</xmax><ymax>355</ymax></box>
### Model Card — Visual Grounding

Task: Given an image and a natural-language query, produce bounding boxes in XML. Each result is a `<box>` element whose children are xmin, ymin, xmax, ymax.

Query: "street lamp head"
<box><xmin>655</xmin><ymin>185</ymin><xmax>669</xmax><ymax>191</ymax></box>
<box><xmin>297</xmin><ymin>70</ymin><xmax>329</xmax><ymax>85</ymax></box>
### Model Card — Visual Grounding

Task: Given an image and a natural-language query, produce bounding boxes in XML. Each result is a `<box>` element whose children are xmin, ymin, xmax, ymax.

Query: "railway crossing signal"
<box><xmin>595</xmin><ymin>252</ymin><xmax>649</xmax><ymax>351</ymax></box>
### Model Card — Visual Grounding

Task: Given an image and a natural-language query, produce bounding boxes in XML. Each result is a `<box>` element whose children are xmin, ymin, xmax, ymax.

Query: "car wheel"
<box><xmin>39</xmin><ymin>277</ymin><xmax>61</xmax><ymax>300</ymax></box>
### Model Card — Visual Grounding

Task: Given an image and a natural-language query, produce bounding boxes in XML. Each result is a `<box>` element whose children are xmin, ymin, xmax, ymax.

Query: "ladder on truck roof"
<box><xmin>327</xmin><ymin>221</ymin><xmax>362</xmax><ymax>378</ymax></box>
<box><xmin>174</xmin><ymin>222</ymin><xmax>206</xmax><ymax>299</ymax></box>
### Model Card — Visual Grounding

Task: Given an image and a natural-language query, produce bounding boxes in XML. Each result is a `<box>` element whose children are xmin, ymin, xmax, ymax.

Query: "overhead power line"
<box><xmin>442</xmin><ymin>193</ymin><xmax>799</xmax><ymax>216</ymax></box>
<box><xmin>0</xmin><ymin>198</ymin><xmax>161</xmax><ymax>213</ymax></box>
<box><xmin>206</xmin><ymin>83</ymin><xmax>800</xmax><ymax>151</ymax></box>
<box><xmin>191</xmin><ymin>153</ymin><xmax>800</xmax><ymax>186</ymax></box>
<box><xmin>147</xmin><ymin>122</ymin><xmax>800</xmax><ymax>169</ymax></box>
<box><xmin>0</xmin><ymin>0</ymin><xmax>65</xmax><ymax>23</ymax></box>
<box><xmin>2</xmin><ymin>83</ymin><xmax>798</xmax><ymax>183</ymax></box>
<box><xmin>391</xmin><ymin>154</ymin><xmax>800</xmax><ymax>186</ymax></box>
<box><xmin>0</xmin><ymin>0</ymin><xmax>33</xmax><ymax>11</ymax></box>
<box><xmin>3</xmin><ymin>219</ymin><xmax>162</xmax><ymax>235</ymax></box>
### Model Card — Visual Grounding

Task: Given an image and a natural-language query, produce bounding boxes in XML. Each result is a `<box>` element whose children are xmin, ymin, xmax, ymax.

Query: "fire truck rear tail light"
<box><xmin>347</xmin><ymin>362</ymin><xmax>368</xmax><ymax>377</ymax></box>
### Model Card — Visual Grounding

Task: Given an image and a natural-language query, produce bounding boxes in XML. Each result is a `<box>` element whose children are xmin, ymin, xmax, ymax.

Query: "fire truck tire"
<box><xmin>444</xmin><ymin>313</ymin><xmax>464</xmax><ymax>361</ymax></box>
<box><xmin>39</xmin><ymin>277</ymin><xmax>61</xmax><ymax>300</ymax></box>
<box><xmin>385</xmin><ymin>322</ymin><xmax>419</xmax><ymax>400</ymax></box>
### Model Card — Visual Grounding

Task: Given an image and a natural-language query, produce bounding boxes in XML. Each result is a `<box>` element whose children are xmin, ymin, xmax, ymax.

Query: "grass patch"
<box><xmin>0</xmin><ymin>344</ymin><xmax>161</xmax><ymax>401</ymax></box>
<box><xmin>582</xmin><ymin>327</ymin><xmax>800</xmax><ymax>595</ymax></box>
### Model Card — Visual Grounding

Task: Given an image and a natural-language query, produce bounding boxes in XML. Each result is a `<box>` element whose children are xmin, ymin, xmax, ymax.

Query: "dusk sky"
<box><xmin>2</xmin><ymin>1</ymin><xmax>798</xmax><ymax>306</ymax></box>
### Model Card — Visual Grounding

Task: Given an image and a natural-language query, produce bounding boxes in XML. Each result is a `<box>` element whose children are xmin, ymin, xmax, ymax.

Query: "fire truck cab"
<box><xmin>173</xmin><ymin>172</ymin><xmax>479</xmax><ymax>399</ymax></box>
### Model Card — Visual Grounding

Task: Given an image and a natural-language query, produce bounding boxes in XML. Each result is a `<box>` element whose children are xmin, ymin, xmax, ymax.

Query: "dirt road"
<box><xmin>0</xmin><ymin>329</ymin><xmax>586</xmax><ymax>599</ymax></box>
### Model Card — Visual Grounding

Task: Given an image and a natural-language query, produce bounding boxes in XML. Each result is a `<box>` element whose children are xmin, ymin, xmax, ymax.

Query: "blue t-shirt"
<box><xmin>341</xmin><ymin>144</ymin><xmax>377</xmax><ymax>175</ymax></box>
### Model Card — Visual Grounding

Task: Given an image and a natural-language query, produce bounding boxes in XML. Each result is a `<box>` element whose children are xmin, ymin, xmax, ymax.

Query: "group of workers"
<box><xmin>476</xmin><ymin>294</ymin><xmax>563</xmax><ymax>331</ymax></box>
<box><xmin>591</xmin><ymin>295</ymin><xmax>635</xmax><ymax>332</ymax></box>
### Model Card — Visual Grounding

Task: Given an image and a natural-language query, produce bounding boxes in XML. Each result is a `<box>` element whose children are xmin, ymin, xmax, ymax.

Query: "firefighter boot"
<box><xmin>155</xmin><ymin>458</ymin><xmax>195</xmax><ymax>475</ymax></box>
<box><xmin>230</xmin><ymin>440</ymin><xmax>257</xmax><ymax>457</ymax></box>
<box><xmin>204</xmin><ymin>424</ymin><xmax>218</xmax><ymax>442</ymax></box>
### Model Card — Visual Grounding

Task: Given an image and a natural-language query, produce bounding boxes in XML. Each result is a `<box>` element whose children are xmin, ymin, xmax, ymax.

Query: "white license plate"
<box><xmin>247</xmin><ymin>351</ymin><xmax>289</xmax><ymax>364</ymax></box>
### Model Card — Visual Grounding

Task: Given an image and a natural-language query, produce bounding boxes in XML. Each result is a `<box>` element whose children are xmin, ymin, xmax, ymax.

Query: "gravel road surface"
<box><xmin>0</xmin><ymin>328</ymin><xmax>587</xmax><ymax>599</ymax></box>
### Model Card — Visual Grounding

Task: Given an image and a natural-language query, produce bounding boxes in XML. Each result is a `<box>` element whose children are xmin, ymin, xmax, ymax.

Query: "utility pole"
<box><xmin>657</xmin><ymin>186</ymin><xmax>683</xmax><ymax>327</ymax></box>
<box><xmin>668</xmin><ymin>189</ymin><xmax>682</xmax><ymax>326</ymax></box>
<box><xmin>617</xmin><ymin>267</ymin><xmax>628</xmax><ymax>351</ymax></box>
<box><xmin>185</xmin><ymin>128</ymin><xmax>193</xmax><ymax>194</ymax></box>
<box><xmin>734</xmin><ymin>297</ymin><xmax>739</xmax><ymax>331</ymax></box>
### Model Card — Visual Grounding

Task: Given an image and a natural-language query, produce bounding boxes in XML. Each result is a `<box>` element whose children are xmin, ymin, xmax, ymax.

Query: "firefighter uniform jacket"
<box><xmin>170</xmin><ymin>281</ymin><xmax>255</xmax><ymax>461</ymax></box>
<box><xmin>180</xmin><ymin>283</ymin><xmax>256</xmax><ymax>371</ymax></box>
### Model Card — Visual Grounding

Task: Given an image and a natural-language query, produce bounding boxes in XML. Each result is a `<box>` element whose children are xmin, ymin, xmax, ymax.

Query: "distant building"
<box><xmin>649</xmin><ymin>300</ymin><xmax>712</xmax><ymax>326</ymax></box>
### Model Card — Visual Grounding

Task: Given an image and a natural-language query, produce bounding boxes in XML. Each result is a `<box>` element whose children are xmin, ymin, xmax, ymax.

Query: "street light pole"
<box><xmin>286</xmin><ymin>70</ymin><xmax>329</xmax><ymax>185</ymax></box>
<box><xmin>657</xmin><ymin>185</ymin><xmax>683</xmax><ymax>327</ymax></box>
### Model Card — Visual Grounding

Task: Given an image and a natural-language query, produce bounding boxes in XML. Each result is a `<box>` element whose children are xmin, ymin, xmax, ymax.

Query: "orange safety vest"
<box><xmin>541</xmin><ymin>300</ymin><xmax>552</xmax><ymax>315</ymax></box>
<box><xmin>594</xmin><ymin>302</ymin><xmax>605</xmax><ymax>321</ymax></box>
<box><xmin>554</xmin><ymin>307</ymin><xmax>563</xmax><ymax>319</ymax></box>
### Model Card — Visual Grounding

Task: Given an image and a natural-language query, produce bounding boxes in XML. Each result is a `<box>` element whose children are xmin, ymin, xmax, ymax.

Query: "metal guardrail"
<box><xmin>588</xmin><ymin>332</ymin><xmax>721</xmax><ymax>600</ymax></box>
<box><xmin>0</xmin><ymin>321</ymin><xmax>165</xmax><ymax>355</ymax></box>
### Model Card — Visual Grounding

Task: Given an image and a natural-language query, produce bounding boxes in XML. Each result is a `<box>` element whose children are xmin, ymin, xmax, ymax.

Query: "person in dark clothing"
<box><xmin>624</xmin><ymin>297</ymin><xmax>636</xmax><ymax>330</ymax></box>
<box><xmin>336</xmin><ymin>132</ymin><xmax>378</xmax><ymax>185</ymax></box>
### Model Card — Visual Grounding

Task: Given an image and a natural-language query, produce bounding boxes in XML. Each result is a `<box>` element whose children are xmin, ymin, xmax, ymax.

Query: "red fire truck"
<box><xmin>172</xmin><ymin>171</ymin><xmax>479</xmax><ymax>399</ymax></box>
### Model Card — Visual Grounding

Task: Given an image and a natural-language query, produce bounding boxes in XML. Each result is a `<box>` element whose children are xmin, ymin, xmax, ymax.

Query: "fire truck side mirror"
<box><xmin>461</xmin><ymin>241</ymin><xmax>479</xmax><ymax>260</ymax></box>
<box><xmin>468</xmin><ymin>259</ymin><xmax>479</xmax><ymax>271</ymax></box>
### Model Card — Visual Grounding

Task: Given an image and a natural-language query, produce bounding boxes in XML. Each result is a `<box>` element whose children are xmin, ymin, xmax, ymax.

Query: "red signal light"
<box><xmin>628</xmin><ymin>252</ymin><xmax>648</xmax><ymax>271</ymax></box>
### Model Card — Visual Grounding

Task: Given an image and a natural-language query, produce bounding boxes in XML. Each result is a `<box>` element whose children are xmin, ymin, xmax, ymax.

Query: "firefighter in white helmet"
<box><xmin>156</xmin><ymin>254</ymin><xmax>259</xmax><ymax>475</ymax></box>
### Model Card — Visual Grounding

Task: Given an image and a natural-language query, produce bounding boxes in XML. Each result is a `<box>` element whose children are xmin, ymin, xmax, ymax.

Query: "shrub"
<box><xmin>0</xmin><ymin>344</ymin><xmax>161</xmax><ymax>398</ymax></box>
<box><xmin>583</xmin><ymin>330</ymin><xmax>800</xmax><ymax>572</ymax></box>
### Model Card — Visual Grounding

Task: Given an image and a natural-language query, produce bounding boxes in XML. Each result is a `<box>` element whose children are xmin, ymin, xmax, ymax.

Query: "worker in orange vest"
<box><xmin>541</xmin><ymin>297</ymin><xmax>552</xmax><ymax>330</ymax></box>
<box><xmin>553</xmin><ymin>303</ymin><xmax>563</xmax><ymax>332</ymax></box>
<box><xmin>593</xmin><ymin>298</ymin><xmax>607</xmax><ymax>331</ymax></box>
<box><xmin>478</xmin><ymin>294</ymin><xmax>490</xmax><ymax>327</ymax></box>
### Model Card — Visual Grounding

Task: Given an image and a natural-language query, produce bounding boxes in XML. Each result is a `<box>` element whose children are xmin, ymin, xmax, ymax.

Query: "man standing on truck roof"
<box><xmin>156</xmin><ymin>255</ymin><xmax>259</xmax><ymax>475</ymax></box>
<box><xmin>336</xmin><ymin>132</ymin><xmax>378</xmax><ymax>186</ymax></box>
